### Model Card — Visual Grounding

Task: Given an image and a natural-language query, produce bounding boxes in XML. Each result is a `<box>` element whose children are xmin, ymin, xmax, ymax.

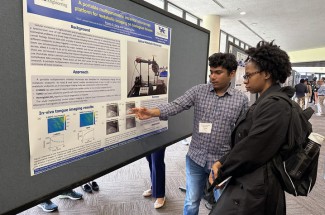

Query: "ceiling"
<box><xmin>167</xmin><ymin>0</ymin><xmax>325</xmax><ymax>52</ymax></box>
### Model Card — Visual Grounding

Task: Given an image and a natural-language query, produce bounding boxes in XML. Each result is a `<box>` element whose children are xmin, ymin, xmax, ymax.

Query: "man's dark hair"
<box><xmin>245</xmin><ymin>41</ymin><xmax>292</xmax><ymax>84</ymax></box>
<box><xmin>300</xmin><ymin>79</ymin><xmax>305</xmax><ymax>83</ymax></box>
<box><xmin>208</xmin><ymin>53</ymin><xmax>238</xmax><ymax>74</ymax></box>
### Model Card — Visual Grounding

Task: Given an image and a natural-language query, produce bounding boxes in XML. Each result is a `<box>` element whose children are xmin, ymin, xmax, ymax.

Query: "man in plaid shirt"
<box><xmin>132</xmin><ymin>53</ymin><xmax>248</xmax><ymax>215</ymax></box>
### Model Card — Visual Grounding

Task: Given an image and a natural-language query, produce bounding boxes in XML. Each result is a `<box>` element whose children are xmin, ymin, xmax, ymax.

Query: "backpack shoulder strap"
<box><xmin>268</xmin><ymin>91</ymin><xmax>314</xmax><ymax>120</ymax></box>
<box><xmin>268</xmin><ymin>91</ymin><xmax>292</xmax><ymax>105</ymax></box>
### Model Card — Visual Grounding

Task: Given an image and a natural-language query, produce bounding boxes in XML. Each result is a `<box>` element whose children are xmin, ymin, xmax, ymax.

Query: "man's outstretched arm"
<box><xmin>130</xmin><ymin>107</ymin><xmax>161</xmax><ymax>120</ymax></box>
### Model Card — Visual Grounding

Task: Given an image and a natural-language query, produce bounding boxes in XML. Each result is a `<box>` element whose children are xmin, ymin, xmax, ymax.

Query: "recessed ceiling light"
<box><xmin>240</xmin><ymin>11</ymin><xmax>246</xmax><ymax>15</ymax></box>
<box><xmin>252</xmin><ymin>23</ymin><xmax>257</xmax><ymax>26</ymax></box>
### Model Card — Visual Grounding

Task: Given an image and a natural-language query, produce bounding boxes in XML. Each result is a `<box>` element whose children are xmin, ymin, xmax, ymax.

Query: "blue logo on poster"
<box><xmin>159</xmin><ymin>27</ymin><xmax>165</xmax><ymax>34</ymax></box>
<box><xmin>155</xmin><ymin>24</ymin><xmax>168</xmax><ymax>39</ymax></box>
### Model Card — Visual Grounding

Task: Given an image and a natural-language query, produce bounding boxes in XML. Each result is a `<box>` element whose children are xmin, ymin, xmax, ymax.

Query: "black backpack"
<box><xmin>269</xmin><ymin>92</ymin><xmax>321</xmax><ymax>196</ymax></box>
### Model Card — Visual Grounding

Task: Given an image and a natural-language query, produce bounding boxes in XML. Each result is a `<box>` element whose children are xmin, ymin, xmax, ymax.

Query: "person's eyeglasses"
<box><xmin>243</xmin><ymin>71</ymin><xmax>261</xmax><ymax>80</ymax></box>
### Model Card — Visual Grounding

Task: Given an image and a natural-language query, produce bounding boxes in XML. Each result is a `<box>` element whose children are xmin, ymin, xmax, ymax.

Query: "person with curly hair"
<box><xmin>209</xmin><ymin>41</ymin><xmax>293</xmax><ymax>215</ymax></box>
<box><xmin>131</xmin><ymin>53</ymin><xmax>248</xmax><ymax>214</ymax></box>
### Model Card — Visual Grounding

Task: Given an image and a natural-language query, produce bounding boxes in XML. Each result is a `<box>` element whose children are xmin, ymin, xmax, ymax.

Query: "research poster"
<box><xmin>23</xmin><ymin>0</ymin><xmax>171</xmax><ymax>175</ymax></box>
<box><xmin>228</xmin><ymin>43</ymin><xmax>250</xmax><ymax>100</ymax></box>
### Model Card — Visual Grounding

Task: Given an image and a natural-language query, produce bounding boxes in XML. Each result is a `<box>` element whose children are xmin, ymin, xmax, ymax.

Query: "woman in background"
<box><xmin>142</xmin><ymin>148</ymin><xmax>166</xmax><ymax>209</ymax></box>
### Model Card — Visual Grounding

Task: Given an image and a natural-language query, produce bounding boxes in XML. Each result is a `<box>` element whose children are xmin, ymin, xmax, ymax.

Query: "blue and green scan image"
<box><xmin>48</xmin><ymin>116</ymin><xmax>65</xmax><ymax>133</ymax></box>
<box><xmin>80</xmin><ymin>112</ymin><xmax>95</xmax><ymax>127</ymax></box>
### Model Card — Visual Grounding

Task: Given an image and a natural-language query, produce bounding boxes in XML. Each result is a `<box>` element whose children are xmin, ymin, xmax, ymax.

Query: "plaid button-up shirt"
<box><xmin>159</xmin><ymin>84</ymin><xmax>248</xmax><ymax>169</ymax></box>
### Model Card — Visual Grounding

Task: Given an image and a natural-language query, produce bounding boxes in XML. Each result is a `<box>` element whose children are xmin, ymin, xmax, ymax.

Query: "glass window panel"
<box><xmin>168</xmin><ymin>3</ymin><xmax>183</xmax><ymax>17</ymax></box>
<box><xmin>219</xmin><ymin>32</ymin><xmax>227</xmax><ymax>53</ymax></box>
<box><xmin>186</xmin><ymin>13</ymin><xmax>198</xmax><ymax>24</ymax></box>
<box><xmin>144</xmin><ymin>0</ymin><xmax>164</xmax><ymax>9</ymax></box>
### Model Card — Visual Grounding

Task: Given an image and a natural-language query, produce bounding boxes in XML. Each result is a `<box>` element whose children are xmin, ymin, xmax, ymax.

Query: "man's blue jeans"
<box><xmin>184</xmin><ymin>155</ymin><xmax>221</xmax><ymax>215</ymax></box>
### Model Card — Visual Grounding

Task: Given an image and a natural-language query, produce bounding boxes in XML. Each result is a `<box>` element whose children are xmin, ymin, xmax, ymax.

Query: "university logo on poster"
<box><xmin>34</xmin><ymin>0</ymin><xmax>72</xmax><ymax>13</ymax></box>
<box><xmin>155</xmin><ymin>24</ymin><xmax>169</xmax><ymax>39</ymax></box>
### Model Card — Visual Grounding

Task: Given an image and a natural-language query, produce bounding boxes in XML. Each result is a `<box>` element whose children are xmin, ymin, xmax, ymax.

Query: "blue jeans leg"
<box><xmin>183</xmin><ymin>155</ymin><xmax>208</xmax><ymax>215</ymax></box>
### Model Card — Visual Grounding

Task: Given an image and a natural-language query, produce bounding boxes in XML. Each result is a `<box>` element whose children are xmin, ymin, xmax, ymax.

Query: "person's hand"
<box><xmin>209</xmin><ymin>161</ymin><xmax>222</xmax><ymax>188</ymax></box>
<box><xmin>130</xmin><ymin>107</ymin><xmax>157</xmax><ymax>120</ymax></box>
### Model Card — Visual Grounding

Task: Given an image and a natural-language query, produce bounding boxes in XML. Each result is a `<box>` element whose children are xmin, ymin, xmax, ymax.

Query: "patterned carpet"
<box><xmin>19</xmin><ymin>115</ymin><xmax>325</xmax><ymax>215</ymax></box>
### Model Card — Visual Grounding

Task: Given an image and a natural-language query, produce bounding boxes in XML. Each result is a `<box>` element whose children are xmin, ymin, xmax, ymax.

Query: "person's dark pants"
<box><xmin>146</xmin><ymin>147</ymin><xmax>166</xmax><ymax>198</ymax></box>
<box><xmin>310</xmin><ymin>91</ymin><xmax>315</xmax><ymax>103</ymax></box>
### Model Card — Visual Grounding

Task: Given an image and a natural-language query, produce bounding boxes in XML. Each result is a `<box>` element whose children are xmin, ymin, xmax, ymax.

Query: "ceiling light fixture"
<box><xmin>240</xmin><ymin>11</ymin><xmax>246</xmax><ymax>15</ymax></box>
<box><xmin>212</xmin><ymin>0</ymin><xmax>225</xmax><ymax>9</ymax></box>
<box><xmin>238</xmin><ymin>20</ymin><xmax>265</xmax><ymax>41</ymax></box>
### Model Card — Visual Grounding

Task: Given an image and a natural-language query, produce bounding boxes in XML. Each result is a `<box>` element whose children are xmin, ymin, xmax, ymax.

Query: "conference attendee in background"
<box><xmin>82</xmin><ymin>181</ymin><xmax>99</xmax><ymax>193</ymax></box>
<box><xmin>316</xmin><ymin>78</ymin><xmax>325</xmax><ymax>116</ymax></box>
<box><xmin>305</xmin><ymin>79</ymin><xmax>312</xmax><ymax>109</ymax></box>
<box><xmin>310</xmin><ymin>77</ymin><xmax>317</xmax><ymax>104</ymax></box>
<box><xmin>295</xmin><ymin>78</ymin><xmax>308</xmax><ymax>109</ymax></box>
<box><xmin>131</xmin><ymin>53</ymin><xmax>248</xmax><ymax>215</ymax></box>
<box><xmin>37</xmin><ymin>189</ymin><xmax>82</xmax><ymax>213</ymax></box>
<box><xmin>209</xmin><ymin>41</ymin><xmax>292</xmax><ymax>214</ymax></box>
<box><xmin>142</xmin><ymin>148</ymin><xmax>166</xmax><ymax>209</ymax></box>
<box><xmin>37</xmin><ymin>199</ymin><xmax>58</xmax><ymax>213</ymax></box>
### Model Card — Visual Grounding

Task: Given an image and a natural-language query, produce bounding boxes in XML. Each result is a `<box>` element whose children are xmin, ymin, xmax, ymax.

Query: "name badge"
<box><xmin>199</xmin><ymin>123</ymin><xmax>212</xmax><ymax>133</ymax></box>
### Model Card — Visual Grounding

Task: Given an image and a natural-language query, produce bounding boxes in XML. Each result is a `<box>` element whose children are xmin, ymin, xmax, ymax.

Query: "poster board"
<box><xmin>0</xmin><ymin>0</ymin><xmax>209</xmax><ymax>214</ymax></box>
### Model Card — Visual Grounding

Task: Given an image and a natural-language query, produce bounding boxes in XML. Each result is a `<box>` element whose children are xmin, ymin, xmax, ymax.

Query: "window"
<box><xmin>186</xmin><ymin>12</ymin><xmax>198</xmax><ymax>24</ymax></box>
<box><xmin>199</xmin><ymin>19</ymin><xmax>203</xmax><ymax>26</ymax></box>
<box><xmin>228</xmin><ymin>36</ymin><xmax>234</xmax><ymax>43</ymax></box>
<box><xmin>167</xmin><ymin>3</ymin><xmax>183</xmax><ymax>17</ymax></box>
<box><xmin>219</xmin><ymin>31</ymin><xmax>227</xmax><ymax>53</ymax></box>
<box><xmin>143</xmin><ymin>0</ymin><xmax>164</xmax><ymax>9</ymax></box>
<box><xmin>220</xmin><ymin>30</ymin><xmax>251</xmax><ymax>53</ymax></box>
<box><xmin>142</xmin><ymin>0</ymin><xmax>202</xmax><ymax>26</ymax></box>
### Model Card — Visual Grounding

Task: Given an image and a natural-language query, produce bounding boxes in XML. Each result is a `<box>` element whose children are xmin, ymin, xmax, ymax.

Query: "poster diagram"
<box><xmin>23</xmin><ymin>0</ymin><xmax>171</xmax><ymax>175</ymax></box>
<box><xmin>125</xmin><ymin>102</ymin><xmax>135</xmax><ymax>115</ymax></box>
<box><xmin>78</xmin><ymin>128</ymin><xmax>95</xmax><ymax>144</ymax></box>
<box><xmin>78</xmin><ymin>111</ymin><xmax>96</xmax><ymax>143</ymax></box>
<box><xmin>228</xmin><ymin>42</ymin><xmax>250</xmax><ymax>100</ymax></box>
<box><xmin>127</xmin><ymin>42</ymin><xmax>169</xmax><ymax>97</ymax></box>
<box><xmin>106</xmin><ymin>120</ymin><xmax>119</xmax><ymax>135</ymax></box>
<box><xmin>126</xmin><ymin>116</ymin><xmax>136</xmax><ymax>130</ymax></box>
<box><xmin>106</xmin><ymin>104</ymin><xmax>119</xmax><ymax>118</ymax></box>
<box><xmin>44</xmin><ymin>134</ymin><xmax>65</xmax><ymax>151</ymax></box>
<box><xmin>80</xmin><ymin>112</ymin><xmax>95</xmax><ymax>127</ymax></box>
<box><xmin>48</xmin><ymin>116</ymin><xmax>66</xmax><ymax>133</ymax></box>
